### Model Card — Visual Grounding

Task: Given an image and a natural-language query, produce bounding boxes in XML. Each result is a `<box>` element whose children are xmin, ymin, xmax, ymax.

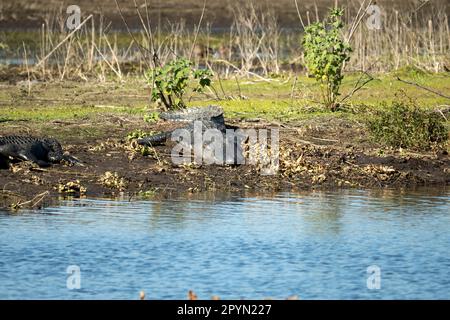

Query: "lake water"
<box><xmin>0</xmin><ymin>188</ymin><xmax>449</xmax><ymax>300</ymax></box>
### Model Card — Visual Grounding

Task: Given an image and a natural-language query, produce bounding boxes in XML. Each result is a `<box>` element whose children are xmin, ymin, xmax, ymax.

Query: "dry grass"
<box><xmin>1</xmin><ymin>0</ymin><xmax>449</xmax><ymax>82</ymax></box>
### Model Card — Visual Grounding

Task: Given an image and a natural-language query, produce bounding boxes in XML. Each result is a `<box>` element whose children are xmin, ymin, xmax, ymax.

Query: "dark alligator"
<box><xmin>0</xmin><ymin>135</ymin><xmax>80</xmax><ymax>168</ymax></box>
<box><xmin>138</xmin><ymin>105</ymin><xmax>226</xmax><ymax>146</ymax></box>
<box><xmin>138</xmin><ymin>106</ymin><xmax>246</xmax><ymax>164</ymax></box>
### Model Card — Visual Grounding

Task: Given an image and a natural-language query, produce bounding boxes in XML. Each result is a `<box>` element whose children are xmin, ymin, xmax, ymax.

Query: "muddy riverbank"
<box><xmin>1</xmin><ymin>113</ymin><xmax>449</xmax><ymax>209</ymax></box>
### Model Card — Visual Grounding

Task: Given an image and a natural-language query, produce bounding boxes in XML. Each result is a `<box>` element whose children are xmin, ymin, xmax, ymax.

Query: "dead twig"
<box><xmin>22</xmin><ymin>42</ymin><xmax>31</xmax><ymax>96</ymax></box>
<box><xmin>294</xmin><ymin>0</ymin><xmax>306</xmax><ymax>29</ymax></box>
<box><xmin>431</xmin><ymin>105</ymin><xmax>450</xmax><ymax>120</ymax></box>
<box><xmin>396</xmin><ymin>77</ymin><xmax>450</xmax><ymax>100</ymax></box>
<box><xmin>114</xmin><ymin>0</ymin><xmax>151</xmax><ymax>69</ymax></box>
<box><xmin>35</xmin><ymin>15</ymin><xmax>93</xmax><ymax>67</ymax></box>
<box><xmin>13</xmin><ymin>191</ymin><xmax>50</xmax><ymax>209</ymax></box>
<box><xmin>340</xmin><ymin>71</ymin><xmax>375</xmax><ymax>104</ymax></box>
<box><xmin>189</xmin><ymin>0</ymin><xmax>207</xmax><ymax>61</ymax></box>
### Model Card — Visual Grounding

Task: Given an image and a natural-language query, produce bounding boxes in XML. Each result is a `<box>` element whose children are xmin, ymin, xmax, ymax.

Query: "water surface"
<box><xmin>0</xmin><ymin>188</ymin><xmax>449</xmax><ymax>299</ymax></box>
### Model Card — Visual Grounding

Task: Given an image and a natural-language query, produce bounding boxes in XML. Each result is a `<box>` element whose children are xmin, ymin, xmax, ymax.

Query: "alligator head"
<box><xmin>41</xmin><ymin>138</ymin><xmax>64</xmax><ymax>162</ymax></box>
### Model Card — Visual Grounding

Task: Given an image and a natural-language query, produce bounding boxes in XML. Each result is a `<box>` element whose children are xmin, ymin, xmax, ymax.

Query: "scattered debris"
<box><xmin>99</xmin><ymin>171</ymin><xmax>128</xmax><ymax>191</ymax></box>
<box><xmin>56</xmin><ymin>180</ymin><xmax>87</xmax><ymax>195</ymax></box>
<box><xmin>188</xmin><ymin>290</ymin><xmax>198</xmax><ymax>300</ymax></box>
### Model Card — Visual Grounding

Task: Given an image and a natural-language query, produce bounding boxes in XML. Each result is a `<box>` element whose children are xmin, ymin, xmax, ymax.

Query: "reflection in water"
<box><xmin>0</xmin><ymin>188</ymin><xmax>449</xmax><ymax>299</ymax></box>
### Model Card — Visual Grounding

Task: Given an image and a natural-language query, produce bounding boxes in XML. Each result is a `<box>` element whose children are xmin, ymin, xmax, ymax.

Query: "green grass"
<box><xmin>0</xmin><ymin>105</ymin><xmax>146</xmax><ymax>122</ymax></box>
<box><xmin>194</xmin><ymin>98</ymin><xmax>336</xmax><ymax>121</ymax></box>
<box><xmin>194</xmin><ymin>72</ymin><xmax>450</xmax><ymax>123</ymax></box>
<box><xmin>211</xmin><ymin>72</ymin><xmax>450</xmax><ymax>107</ymax></box>
<box><xmin>0</xmin><ymin>71</ymin><xmax>449</xmax><ymax>125</ymax></box>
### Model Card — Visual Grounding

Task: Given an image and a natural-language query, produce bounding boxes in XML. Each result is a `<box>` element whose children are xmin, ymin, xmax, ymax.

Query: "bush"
<box><xmin>302</xmin><ymin>8</ymin><xmax>351</xmax><ymax>111</ymax></box>
<box><xmin>146</xmin><ymin>58</ymin><xmax>212</xmax><ymax>110</ymax></box>
<box><xmin>368</xmin><ymin>101</ymin><xmax>448</xmax><ymax>149</ymax></box>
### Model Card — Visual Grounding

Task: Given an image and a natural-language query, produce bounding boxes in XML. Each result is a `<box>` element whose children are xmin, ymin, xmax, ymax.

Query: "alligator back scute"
<box><xmin>0</xmin><ymin>135</ymin><xmax>40</xmax><ymax>145</ymax></box>
<box><xmin>160</xmin><ymin>106</ymin><xmax>225</xmax><ymax>125</ymax></box>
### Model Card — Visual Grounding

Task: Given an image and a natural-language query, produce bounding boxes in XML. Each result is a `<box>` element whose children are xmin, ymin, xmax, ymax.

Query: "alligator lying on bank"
<box><xmin>138</xmin><ymin>106</ymin><xmax>245</xmax><ymax>164</ymax></box>
<box><xmin>138</xmin><ymin>105</ymin><xmax>226</xmax><ymax>146</ymax></box>
<box><xmin>0</xmin><ymin>135</ymin><xmax>80</xmax><ymax>168</ymax></box>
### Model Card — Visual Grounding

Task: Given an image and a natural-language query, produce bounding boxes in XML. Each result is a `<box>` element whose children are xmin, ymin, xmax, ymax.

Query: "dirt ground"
<box><xmin>1</xmin><ymin>112</ymin><xmax>449</xmax><ymax>209</ymax></box>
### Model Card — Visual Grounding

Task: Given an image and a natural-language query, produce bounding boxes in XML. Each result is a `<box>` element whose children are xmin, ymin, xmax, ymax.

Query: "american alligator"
<box><xmin>138</xmin><ymin>106</ymin><xmax>246</xmax><ymax>164</ymax></box>
<box><xmin>0</xmin><ymin>135</ymin><xmax>80</xmax><ymax>168</ymax></box>
<box><xmin>138</xmin><ymin>105</ymin><xmax>226</xmax><ymax>146</ymax></box>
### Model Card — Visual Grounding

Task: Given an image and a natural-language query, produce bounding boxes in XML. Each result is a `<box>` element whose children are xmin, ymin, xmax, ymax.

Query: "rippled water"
<box><xmin>0</xmin><ymin>189</ymin><xmax>449</xmax><ymax>299</ymax></box>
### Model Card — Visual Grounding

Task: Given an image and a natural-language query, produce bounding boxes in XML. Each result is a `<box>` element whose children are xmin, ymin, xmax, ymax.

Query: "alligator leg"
<box><xmin>0</xmin><ymin>144</ymin><xmax>49</xmax><ymax>167</ymax></box>
<box><xmin>17</xmin><ymin>150</ymin><xmax>51</xmax><ymax>167</ymax></box>
<box><xmin>0</xmin><ymin>155</ymin><xmax>9</xmax><ymax>169</ymax></box>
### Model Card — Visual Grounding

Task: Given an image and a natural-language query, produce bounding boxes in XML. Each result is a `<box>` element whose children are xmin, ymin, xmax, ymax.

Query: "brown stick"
<box><xmin>340</xmin><ymin>71</ymin><xmax>374</xmax><ymax>103</ymax></box>
<box><xmin>396</xmin><ymin>77</ymin><xmax>450</xmax><ymax>100</ymax></box>
<box><xmin>22</xmin><ymin>42</ymin><xmax>31</xmax><ymax>96</ymax></box>
<box><xmin>189</xmin><ymin>0</ymin><xmax>207</xmax><ymax>61</ymax></box>
<box><xmin>35</xmin><ymin>15</ymin><xmax>93</xmax><ymax>67</ymax></box>
<box><xmin>114</xmin><ymin>0</ymin><xmax>151</xmax><ymax>69</ymax></box>
<box><xmin>294</xmin><ymin>0</ymin><xmax>306</xmax><ymax>29</ymax></box>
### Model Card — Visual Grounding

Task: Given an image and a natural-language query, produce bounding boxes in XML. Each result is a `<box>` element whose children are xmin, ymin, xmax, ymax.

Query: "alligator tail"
<box><xmin>137</xmin><ymin>131</ymin><xmax>172</xmax><ymax>146</ymax></box>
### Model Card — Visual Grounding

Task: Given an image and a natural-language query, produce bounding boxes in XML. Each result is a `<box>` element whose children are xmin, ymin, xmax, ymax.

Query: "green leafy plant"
<box><xmin>143</xmin><ymin>111</ymin><xmax>160</xmax><ymax>124</ymax></box>
<box><xmin>126</xmin><ymin>129</ymin><xmax>153</xmax><ymax>140</ymax></box>
<box><xmin>146</xmin><ymin>58</ymin><xmax>212</xmax><ymax>110</ymax></box>
<box><xmin>126</xmin><ymin>130</ymin><xmax>157</xmax><ymax>156</ymax></box>
<box><xmin>368</xmin><ymin>101</ymin><xmax>448</xmax><ymax>150</ymax></box>
<box><xmin>137</xmin><ymin>188</ymin><xmax>159</xmax><ymax>198</ymax></box>
<box><xmin>302</xmin><ymin>8</ymin><xmax>351</xmax><ymax>111</ymax></box>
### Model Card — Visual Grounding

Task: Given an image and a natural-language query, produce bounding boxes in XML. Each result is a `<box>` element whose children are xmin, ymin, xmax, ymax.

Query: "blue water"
<box><xmin>0</xmin><ymin>189</ymin><xmax>449</xmax><ymax>299</ymax></box>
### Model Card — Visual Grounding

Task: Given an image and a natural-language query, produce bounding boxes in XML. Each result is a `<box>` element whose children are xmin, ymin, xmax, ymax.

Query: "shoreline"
<box><xmin>1</xmin><ymin>74</ymin><xmax>449</xmax><ymax>210</ymax></box>
<box><xmin>1</xmin><ymin>117</ymin><xmax>448</xmax><ymax>210</ymax></box>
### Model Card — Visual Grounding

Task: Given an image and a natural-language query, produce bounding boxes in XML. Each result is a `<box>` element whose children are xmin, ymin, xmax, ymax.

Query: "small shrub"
<box><xmin>126</xmin><ymin>130</ymin><xmax>157</xmax><ymax>157</ymax></box>
<box><xmin>146</xmin><ymin>58</ymin><xmax>212</xmax><ymax>110</ymax></box>
<box><xmin>302</xmin><ymin>8</ymin><xmax>351</xmax><ymax>111</ymax></box>
<box><xmin>143</xmin><ymin>112</ymin><xmax>160</xmax><ymax>124</ymax></box>
<box><xmin>126</xmin><ymin>129</ymin><xmax>153</xmax><ymax>141</ymax></box>
<box><xmin>368</xmin><ymin>101</ymin><xmax>448</xmax><ymax>149</ymax></box>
